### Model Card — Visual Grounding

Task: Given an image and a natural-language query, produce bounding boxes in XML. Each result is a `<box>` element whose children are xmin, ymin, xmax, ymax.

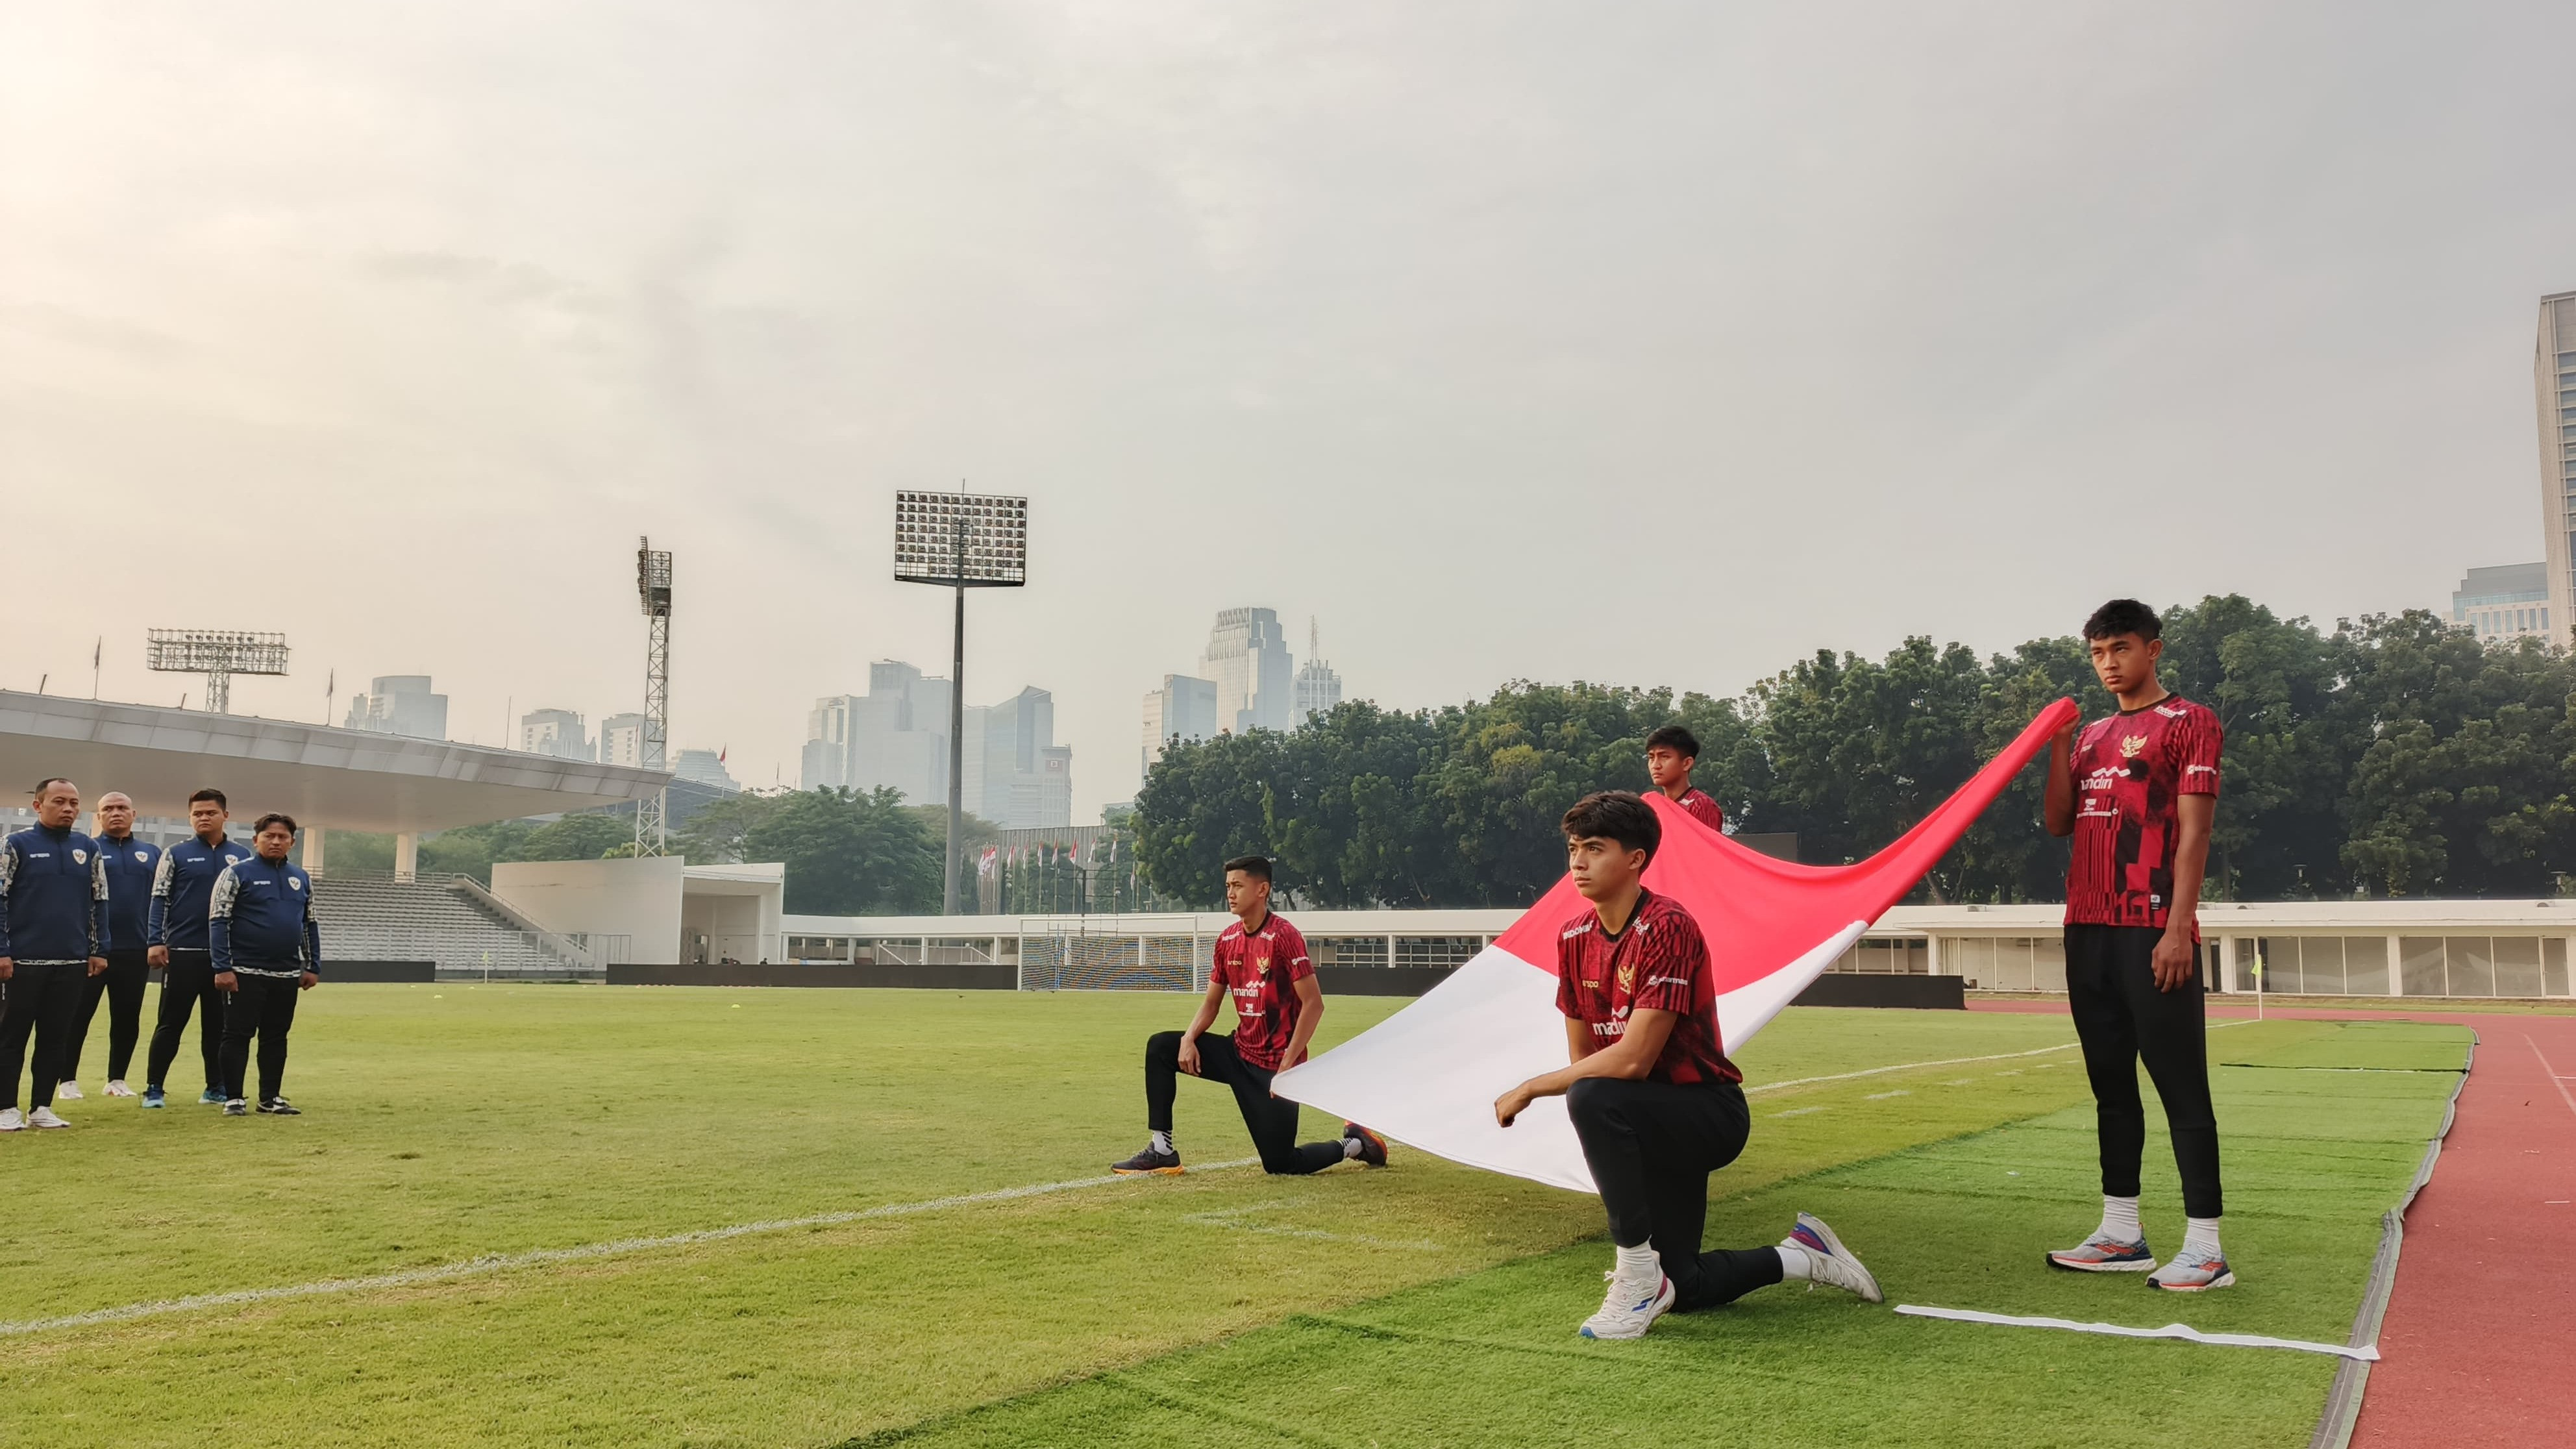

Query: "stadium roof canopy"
<box><xmin>0</xmin><ymin>691</ymin><xmax>670</xmax><ymax>834</ymax></box>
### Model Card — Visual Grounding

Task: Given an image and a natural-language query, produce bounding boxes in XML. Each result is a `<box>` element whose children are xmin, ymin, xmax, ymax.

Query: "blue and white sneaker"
<box><xmin>1579</xmin><ymin>1269</ymin><xmax>1676</xmax><ymax>1340</ymax></box>
<box><xmin>198</xmin><ymin>1089</ymin><xmax>227</xmax><ymax>1106</ymax></box>
<box><xmin>2147</xmin><ymin>1250</ymin><xmax>2236</xmax><ymax>1291</ymax></box>
<box><xmin>1786</xmin><ymin>1212</ymin><xmax>1883</xmax><ymax>1302</ymax></box>
<box><xmin>2048</xmin><ymin>1233</ymin><xmax>2159</xmax><ymax>1274</ymax></box>
<box><xmin>141</xmin><ymin>1087</ymin><xmax>167</xmax><ymax>1109</ymax></box>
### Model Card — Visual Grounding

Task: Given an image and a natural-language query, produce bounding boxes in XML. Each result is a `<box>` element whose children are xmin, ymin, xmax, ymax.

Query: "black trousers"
<box><xmin>147</xmin><ymin>949</ymin><xmax>227</xmax><ymax>1094</ymax></box>
<box><xmin>219</xmin><ymin>972</ymin><xmax>303</xmax><ymax>1105</ymax></box>
<box><xmin>1567</xmin><ymin>1076</ymin><xmax>1785</xmax><ymax>1312</ymax></box>
<box><xmin>0</xmin><ymin>962</ymin><xmax>88</xmax><ymax>1112</ymax></box>
<box><xmin>66</xmin><ymin>948</ymin><xmax>150</xmax><ymax>1084</ymax></box>
<box><xmin>2065</xmin><ymin>924</ymin><xmax>2223</xmax><ymax>1220</ymax></box>
<box><xmin>1145</xmin><ymin>1031</ymin><xmax>1345</xmax><ymax>1176</ymax></box>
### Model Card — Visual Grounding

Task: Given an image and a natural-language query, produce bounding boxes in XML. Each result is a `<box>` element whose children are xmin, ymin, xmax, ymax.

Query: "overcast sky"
<box><xmin>5</xmin><ymin>1</ymin><xmax>2571</xmax><ymax>821</ymax></box>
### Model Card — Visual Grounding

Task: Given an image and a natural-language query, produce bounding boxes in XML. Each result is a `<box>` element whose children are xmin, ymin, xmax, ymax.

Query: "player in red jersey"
<box><xmin>1644</xmin><ymin>725</ymin><xmax>1727</xmax><ymax>834</ymax></box>
<box><xmin>1112</xmin><ymin>855</ymin><xmax>1388</xmax><ymax>1176</ymax></box>
<box><xmin>2044</xmin><ymin>599</ymin><xmax>2231</xmax><ymax>1291</ymax></box>
<box><xmin>1494</xmin><ymin>793</ymin><xmax>1881</xmax><ymax>1339</ymax></box>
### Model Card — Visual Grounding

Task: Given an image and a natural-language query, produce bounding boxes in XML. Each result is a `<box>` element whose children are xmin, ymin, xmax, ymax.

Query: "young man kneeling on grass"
<box><xmin>1112</xmin><ymin>855</ymin><xmax>1388</xmax><ymax>1177</ymax></box>
<box><xmin>1495</xmin><ymin>792</ymin><xmax>1881</xmax><ymax>1340</ymax></box>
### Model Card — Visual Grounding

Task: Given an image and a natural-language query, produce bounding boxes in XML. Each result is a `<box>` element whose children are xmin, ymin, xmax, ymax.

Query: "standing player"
<box><xmin>144</xmin><ymin>788</ymin><xmax>251</xmax><ymax>1108</ymax></box>
<box><xmin>59</xmin><ymin>791</ymin><xmax>158</xmax><ymax>1101</ymax></box>
<box><xmin>1111</xmin><ymin>855</ymin><xmax>1388</xmax><ymax>1176</ymax></box>
<box><xmin>210</xmin><ymin>813</ymin><xmax>322</xmax><ymax>1117</ymax></box>
<box><xmin>2042</xmin><ymin>599</ymin><xmax>2230</xmax><ymax>1291</ymax></box>
<box><xmin>1644</xmin><ymin>725</ymin><xmax>1727</xmax><ymax>834</ymax></box>
<box><xmin>1494</xmin><ymin>793</ymin><xmax>1879</xmax><ymax>1339</ymax></box>
<box><xmin>0</xmin><ymin>778</ymin><xmax>112</xmax><ymax>1131</ymax></box>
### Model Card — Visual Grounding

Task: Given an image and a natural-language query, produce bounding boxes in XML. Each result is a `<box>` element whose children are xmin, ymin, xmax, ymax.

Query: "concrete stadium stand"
<box><xmin>320</xmin><ymin>960</ymin><xmax>438</xmax><ymax>983</ymax></box>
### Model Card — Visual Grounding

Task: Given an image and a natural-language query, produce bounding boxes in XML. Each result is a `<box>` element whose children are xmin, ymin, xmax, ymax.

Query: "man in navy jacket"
<box><xmin>60</xmin><ymin>790</ymin><xmax>157</xmax><ymax>1101</ymax></box>
<box><xmin>209</xmin><ymin>812</ymin><xmax>321</xmax><ymax>1117</ymax></box>
<box><xmin>145</xmin><ymin>787</ymin><xmax>251</xmax><ymax>1108</ymax></box>
<box><xmin>0</xmin><ymin>778</ymin><xmax>112</xmax><ymax>1130</ymax></box>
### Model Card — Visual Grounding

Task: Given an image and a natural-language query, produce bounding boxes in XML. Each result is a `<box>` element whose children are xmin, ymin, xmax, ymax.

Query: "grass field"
<box><xmin>0</xmin><ymin>987</ymin><xmax>2467</xmax><ymax>1448</ymax></box>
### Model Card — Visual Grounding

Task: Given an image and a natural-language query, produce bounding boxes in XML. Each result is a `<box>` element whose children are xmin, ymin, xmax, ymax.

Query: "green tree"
<box><xmin>741</xmin><ymin>787</ymin><xmax>943</xmax><ymax>915</ymax></box>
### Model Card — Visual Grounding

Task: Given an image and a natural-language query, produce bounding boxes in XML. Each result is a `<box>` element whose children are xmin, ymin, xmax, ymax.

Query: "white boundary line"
<box><xmin>1743</xmin><ymin>1017</ymin><xmax>2254</xmax><ymax>1098</ymax></box>
<box><xmin>1894</xmin><ymin>1304</ymin><xmax>2375</xmax><ymax>1361</ymax></box>
<box><xmin>0</xmin><ymin>1158</ymin><xmax>1260</xmax><ymax>1340</ymax></box>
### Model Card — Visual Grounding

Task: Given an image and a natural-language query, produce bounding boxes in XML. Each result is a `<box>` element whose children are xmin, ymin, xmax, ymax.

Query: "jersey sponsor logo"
<box><xmin>1561</xmin><ymin>921</ymin><xmax>1594</xmax><ymax>939</ymax></box>
<box><xmin>1589</xmin><ymin>1019</ymin><xmax>1626</xmax><ymax>1037</ymax></box>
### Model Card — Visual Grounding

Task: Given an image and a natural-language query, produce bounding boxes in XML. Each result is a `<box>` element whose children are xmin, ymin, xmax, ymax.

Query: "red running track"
<box><xmin>1965</xmin><ymin>998</ymin><xmax>2576</xmax><ymax>1446</ymax></box>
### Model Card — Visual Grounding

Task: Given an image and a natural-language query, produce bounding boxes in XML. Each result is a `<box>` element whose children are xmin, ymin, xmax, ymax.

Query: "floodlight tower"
<box><xmin>145</xmin><ymin>628</ymin><xmax>290</xmax><ymax>713</ymax></box>
<box><xmin>636</xmin><ymin>538</ymin><xmax>674</xmax><ymax>856</ymax></box>
<box><xmin>893</xmin><ymin>489</ymin><xmax>1030</xmax><ymax>914</ymax></box>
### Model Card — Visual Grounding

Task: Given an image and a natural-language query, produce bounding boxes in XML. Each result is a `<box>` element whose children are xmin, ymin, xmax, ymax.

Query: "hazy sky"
<box><xmin>5</xmin><ymin>2</ymin><xmax>2571</xmax><ymax>821</ymax></box>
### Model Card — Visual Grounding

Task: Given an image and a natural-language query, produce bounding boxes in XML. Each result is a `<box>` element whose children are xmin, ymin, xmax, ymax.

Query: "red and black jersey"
<box><xmin>1672</xmin><ymin>788</ymin><xmax>1726</xmax><ymax>834</ymax></box>
<box><xmin>2064</xmin><ymin>695</ymin><xmax>2222</xmax><ymax>932</ymax></box>
<box><xmin>1555</xmin><ymin>890</ymin><xmax>1740</xmax><ymax>1085</ymax></box>
<box><xmin>1211</xmin><ymin>912</ymin><xmax>1313</xmax><ymax>1071</ymax></box>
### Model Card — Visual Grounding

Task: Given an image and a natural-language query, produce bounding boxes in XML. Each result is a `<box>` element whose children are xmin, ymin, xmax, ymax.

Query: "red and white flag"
<box><xmin>1274</xmin><ymin>700</ymin><xmax>2078</xmax><ymax>1193</ymax></box>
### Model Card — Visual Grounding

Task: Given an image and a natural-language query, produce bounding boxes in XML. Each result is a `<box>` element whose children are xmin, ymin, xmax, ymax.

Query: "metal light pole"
<box><xmin>145</xmin><ymin>628</ymin><xmax>290</xmax><ymax>715</ymax></box>
<box><xmin>894</xmin><ymin>489</ymin><xmax>1029</xmax><ymax>915</ymax></box>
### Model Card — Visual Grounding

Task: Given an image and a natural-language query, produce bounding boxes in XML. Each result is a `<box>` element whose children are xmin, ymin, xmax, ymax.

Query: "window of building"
<box><xmin>1309</xmin><ymin>936</ymin><xmax>1389</xmax><ymax>969</ymax></box>
<box><xmin>1394</xmin><ymin>935</ymin><xmax>1484</xmax><ymax>969</ymax></box>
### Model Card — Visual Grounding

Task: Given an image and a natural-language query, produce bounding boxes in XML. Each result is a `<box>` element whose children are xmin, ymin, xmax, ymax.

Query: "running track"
<box><xmin>1967</xmin><ymin>998</ymin><xmax>2576</xmax><ymax>1446</ymax></box>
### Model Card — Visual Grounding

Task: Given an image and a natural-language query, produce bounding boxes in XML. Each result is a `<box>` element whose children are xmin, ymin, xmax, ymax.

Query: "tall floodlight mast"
<box><xmin>893</xmin><ymin>489</ymin><xmax>1030</xmax><ymax>915</ymax></box>
<box><xmin>145</xmin><ymin>628</ymin><xmax>290</xmax><ymax>714</ymax></box>
<box><xmin>636</xmin><ymin>538</ymin><xmax>674</xmax><ymax>856</ymax></box>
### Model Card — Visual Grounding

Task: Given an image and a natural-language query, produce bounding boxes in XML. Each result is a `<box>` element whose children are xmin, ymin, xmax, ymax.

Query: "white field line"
<box><xmin>1742</xmin><ymin>1018</ymin><xmax>2253</xmax><ymax>1099</ymax></box>
<box><xmin>0</xmin><ymin>1158</ymin><xmax>1261</xmax><ymax>1340</ymax></box>
<box><xmin>1183</xmin><ymin>1200</ymin><xmax>1444</xmax><ymax>1252</ymax></box>
<box><xmin>1894</xmin><ymin>1304</ymin><xmax>2375</xmax><ymax>1361</ymax></box>
<box><xmin>2532</xmin><ymin>1036</ymin><xmax>2576</xmax><ymax>1121</ymax></box>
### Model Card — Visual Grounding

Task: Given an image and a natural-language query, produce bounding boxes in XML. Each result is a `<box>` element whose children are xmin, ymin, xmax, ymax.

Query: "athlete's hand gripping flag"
<box><xmin>1273</xmin><ymin>699</ymin><xmax>2081</xmax><ymax>1193</ymax></box>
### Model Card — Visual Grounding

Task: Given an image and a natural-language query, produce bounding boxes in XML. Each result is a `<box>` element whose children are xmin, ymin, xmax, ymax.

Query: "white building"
<box><xmin>1293</xmin><ymin>619</ymin><xmax>1343</xmax><ymax>724</ymax></box>
<box><xmin>520</xmin><ymin>707</ymin><xmax>593</xmax><ymax>761</ymax></box>
<box><xmin>343</xmin><ymin>676</ymin><xmax>448</xmax><ymax>741</ymax></box>
<box><xmin>599</xmin><ymin>712</ymin><xmax>648</xmax><ymax>769</ymax></box>
<box><xmin>2538</xmin><ymin>291</ymin><xmax>2576</xmax><ymax>642</ymax></box>
<box><xmin>1141</xmin><ymin>673</ymin><xmax>1219</xmax><ymax>780</ymax></box>
<box><xmin>675</xmin><ymin>748</ymin><xmax>741</xmax><ymax>793</ymax></box>
<box><xmin>800</xmin><ymin>661</ymin><xmax>951</xmax><ymax>804</ymax></box>
<box><xmin>2451</xmin><ymin>564</ymin><xmax>2551</xmax><ymax>644</ymax></box>
<box><xmin>1200</xmin><ymin>607</ymin><xmax>1294</xmax><ymax>735</ymax></box>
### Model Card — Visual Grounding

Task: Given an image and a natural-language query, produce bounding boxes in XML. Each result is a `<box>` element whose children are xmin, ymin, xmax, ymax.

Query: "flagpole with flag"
<box><xmin>324</xmin><ymin>669</ymin><xmax>336</xmax><ymax>726</ymax></box>
<box><xmin>92</xmin><ymin>637</ymin><xmax>101</xmax><ymax>699</ymax></box>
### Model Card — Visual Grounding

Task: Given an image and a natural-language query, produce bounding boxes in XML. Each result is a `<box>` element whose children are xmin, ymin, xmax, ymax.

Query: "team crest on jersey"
<box><xmin>290</xmin><ymin>878</ymin><xmax>304</xmax><ymax>890</ymax></box>
<box><xmin>71</xmin><ymin>848</ymin><xmax>88</xmax><ymax>865</ymax></box>
<box><xmin>135</xmin><ymin>850</ymin><xmax>151</xmax><ymax>862</ymax></box>
<box><xmin>2118</xmin><ymin>734</ymin><xmax>2148</xmax><ymax>760</ymax></box>
<box><xmin>1616</xmin><ymin>963</ymin><xmax>1635</xmax><ymax>995</ymax></box>
<box><xmin>1252</xmin><ymin>954</ymin><xmax>1268</xmax><ymax>974</ymax></box>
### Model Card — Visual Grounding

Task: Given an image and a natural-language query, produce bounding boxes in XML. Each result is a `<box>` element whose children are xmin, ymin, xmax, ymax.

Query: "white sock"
<box><xmin>1775</xmin><ymin>1244</ymin><xmax>1813</xmax><ymax>1281</ymax></box>
<box><xmin>1149</xmin><ymin>1130</ymin><xmax>1172</xmax><ymax>1156</ymax></box>
<box><xmin>2098</xmin><ymin>1195</ymin><xmax>2142</xmax><ymax>1243</ymax></box>
<box><xmin>2181</xmin><ymin>1217</ymin><xmax>2222</xmax><ymax>1259</ymax></box>
<box><xmin>1613</xmin><ymin>1243</ymin><xmax>1660</xmax><ymax>1284</ymax></box>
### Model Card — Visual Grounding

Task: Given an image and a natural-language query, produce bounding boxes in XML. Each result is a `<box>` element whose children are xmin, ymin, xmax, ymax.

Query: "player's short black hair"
<box><xmin>1561</xmin><ymin>791</ymin><xmax>1661</xmax><ymax>864</ymax></box>
<box><xmin>251</xmin><ymin>811</ymin><xmax>298</xmax><ymax>837</ymax></box>
<box><xmin>2083</xmin><ymin>599</ymin><xmax>2162</xmax><ymax>643</ymax></box>
<box><xmin>1222</xmin><ymin>854</ymin><xmax>1272</xmax><ymax>883</ymax></box>
<box><xmin>32</xmin><ymin>777</ymin><xmax>73</xmax><ymax>798</ymax></box>
<box><xmin>189</xmin><ymin>787</ymin><xmax>228</xmax><ymax>809</ymax></box>
<box><xmin>1644</xmin><ymin>724</ymin><xmax>1701</xmax><ymax>760</ymax></box>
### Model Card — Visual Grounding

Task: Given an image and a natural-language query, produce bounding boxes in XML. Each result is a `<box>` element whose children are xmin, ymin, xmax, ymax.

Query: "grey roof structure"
<box><xmin>0</xmin><ymin>690</ymin><xmax>671</xmax><ymax>832</ymax></box>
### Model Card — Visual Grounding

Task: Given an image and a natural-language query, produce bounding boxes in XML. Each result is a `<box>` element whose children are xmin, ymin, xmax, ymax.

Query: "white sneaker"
<box><xmin>29</xmin><ymin>1106</ymin><xmax>71</xmax><ymax>1129</ymax></box>
<box><xmin>103</xmin><ymin>1080</ymin><xmax>136</xmax><ymax>1098</ymax></box>
<box><xmin>1579</xmin><ymin>1269</ymin><xmax>1676</xmax><ymax>1340</ymax></box>
<box><xmin>0</xmin><ymin>1108</ymin><xmax>22</xmax><ymax>1132</ymax></box>
<box><xmin>1785</xmin><ymin>1211</ymin><xmax>1883</xmax><ymax>1302</ymax></box>
<box><xmin>55</xmin><ymin>1081</ymin><xmax>83</xmax><ymax>1101</ymax></box>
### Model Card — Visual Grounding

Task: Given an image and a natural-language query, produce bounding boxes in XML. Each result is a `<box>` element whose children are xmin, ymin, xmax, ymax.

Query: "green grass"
<box><xmin>0</xmin><ymin>989</ymin><xmax>2464</xmax><ymax>1448</ymax></box>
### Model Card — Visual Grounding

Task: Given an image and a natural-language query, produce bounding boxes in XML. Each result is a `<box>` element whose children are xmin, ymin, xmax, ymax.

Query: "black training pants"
<box><xmin>1145</xmin><ymin>1030</ymin><xmax>1344</xmax><ymax>1176</ymax></box>
<box><xmin>2064</xmin><ymin>924</ymin><xmax>2223</xmax><ymax>1220</ymax></box>
<box><xmin>0</xmin><ymin>962</ymin><xmax>88</xmax><ymax>1112</ymax></box>
<box><xmin>1567</xmin><ymin>1076</ymin><xmax>1785</xmax><ymax>1312</ymax></box>
<box><xmin>147</xmin><ymin>949</ymin><xmax>227</xmax><ymax>1095</ymax></box>
<box><xmin>66</xmin><ymin>948</ymin><xmax>150</xmax><ymax>1084</ymax></box>
<box><xmin>219</xmin><ymin>972</ymin><xmax>302</xmax><ymax>1106</ymax></box>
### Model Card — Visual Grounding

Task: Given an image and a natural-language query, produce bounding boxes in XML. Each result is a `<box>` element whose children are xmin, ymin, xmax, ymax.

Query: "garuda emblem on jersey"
<box><xmin>2119</xmin><ymin>734</ymin><xmax>2148</xmax><ymax>760</ymax></box>
<box><xmin>1253</xmin><ymin>954</ymin><xmax>1269</xmax><ymax>975</ymax></box>
<box><xmin>1615</xmin><ymin>962</ymin><xmax>1635</xmax><ymax>995</ymax></box>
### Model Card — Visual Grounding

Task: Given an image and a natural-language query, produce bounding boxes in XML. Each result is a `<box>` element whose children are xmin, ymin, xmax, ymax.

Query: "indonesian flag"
<box><xmin>1274</xmin><ymin>699</ymin><xmax>2079</xmax><ymax>1194</ymax></box>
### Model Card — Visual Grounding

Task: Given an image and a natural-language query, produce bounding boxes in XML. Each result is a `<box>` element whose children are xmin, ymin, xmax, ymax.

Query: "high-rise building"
<box><xmin>1293</xmin><ymin>617</ymin><xmax>1343</xmax><ymax>724</ymax></box>
<box><xmin>961</xmin><ymin>686</ymin><xmax>1071</xmax><ymax>828</ymax></box>
<box><xmin>343</xmin><ymin>676</ymin><xmax>448</xmax><ymax>740</ymax></box>
<box><xmin>674</xmin><ymin>748</ymin><xmax>741</xmax><ymax>793</ymax></box>
<box><xmin>519</xmin><ymin>707</ymin><xmax>593</xmax><ymax>760</ymax></box>
<box><xmin>600</xmin><ymin>712</ymin><xmax>649</xmax><ymax>768</ymax></box>
<box><xmin>2453</xmin><ymin>564</ymin><xmax>2551</xmax><ymax>643</ymax></box>
<box><xmin>802</xmin><ymin>662</ymin><xmax>950</xmax><ymax>804</ymax></box>
<box><xmin>1199</xmin><ymin>607</ymin><xmax>1294</xmax><ymax>735</ymax></box>
<box><xmin>2538</xmin><ymin>291</ymin><xmax>2576</xmax><ymax>640</ymax></box>
<box><xmin>1141</xmin><ymin>673</ymin><xmax>1219</xmax><ymax>780</ymax></box>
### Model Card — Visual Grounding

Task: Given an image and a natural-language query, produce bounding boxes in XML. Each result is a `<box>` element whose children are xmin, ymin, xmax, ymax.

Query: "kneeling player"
<box><xmin>1113</xmin><ymin>855</ymin><xmax>1387</xmax><ymax>1176</ymax></box>
<box><xmin>1496</xmin><ymin>793</ymin><xmax>1880</xmax><ymax>1339</ymax></box>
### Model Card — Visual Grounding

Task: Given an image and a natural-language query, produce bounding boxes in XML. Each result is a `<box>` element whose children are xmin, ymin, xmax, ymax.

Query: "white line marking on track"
<box><xmin>1894</xmin><ymin>1304</ymin><xmax>2376</xmax><ymax>1361</ymax></box>
<box><xmin>0</xmin><ymin>1157</ymin><xmax>1263</xmax><ymax>1340</ymax></box>
<box><xmin>2531</xmin><ymin>1037</ymin><xmax>2576</xmax><ymax>1121</ymax></box>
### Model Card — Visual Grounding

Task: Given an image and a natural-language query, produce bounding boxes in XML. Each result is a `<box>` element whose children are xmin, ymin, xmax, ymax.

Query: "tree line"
<box><xmin>1132</xmin><ymin>597</ymin><xmax>2576</xmax><ymax>910</ymax></box>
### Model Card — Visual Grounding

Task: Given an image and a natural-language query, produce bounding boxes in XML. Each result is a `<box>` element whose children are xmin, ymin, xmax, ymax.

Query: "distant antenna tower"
<box><xmin>634</xmin><ymin>538</ymin><xmax>674</xmax><ymax>856</ymax></box>
<box><xmin>145</xmin><ymin>628</ymin><xmax>289</xmax><ymax>714</ymax></box>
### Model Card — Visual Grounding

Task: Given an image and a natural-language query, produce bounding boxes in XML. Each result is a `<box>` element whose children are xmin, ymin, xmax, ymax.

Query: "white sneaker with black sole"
<box><xmin>1579</xmin><ymin>1269</ymin><xmax>1677</xmax><ymax>1340</ymax></box>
